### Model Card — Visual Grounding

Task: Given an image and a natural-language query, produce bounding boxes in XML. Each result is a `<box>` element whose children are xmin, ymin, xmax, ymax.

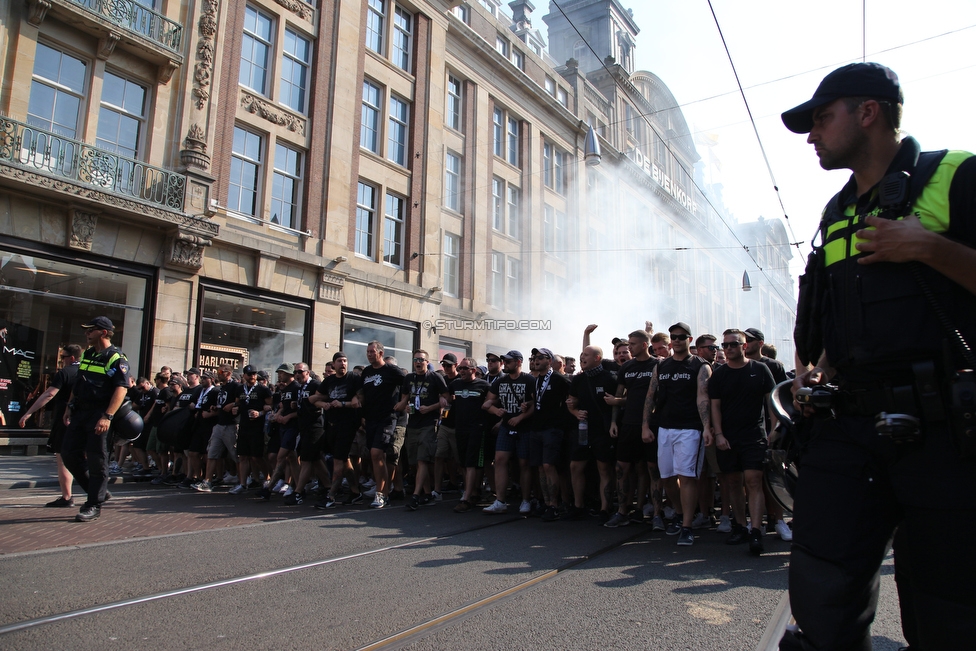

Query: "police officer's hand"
<box><xmin>792</xmin><ymin>366</ymin><xmax>828</xmax><ymax>415</ymax></box>
<box><xmin>95</xmin><ymin>417</ymin><xmax>111</xmax><ymax>434</ymax></box>
<box><xmin>855</xmin><ymin>214</ymin><xmax>936</xmax><ymax>264</ymax></box>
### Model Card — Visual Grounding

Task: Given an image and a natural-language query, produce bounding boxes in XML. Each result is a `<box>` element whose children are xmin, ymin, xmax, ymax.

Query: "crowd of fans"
<box><xmin>60</xmin><ymin>321</ymin><xmax>793</xmax><ymax>552</ymax></box>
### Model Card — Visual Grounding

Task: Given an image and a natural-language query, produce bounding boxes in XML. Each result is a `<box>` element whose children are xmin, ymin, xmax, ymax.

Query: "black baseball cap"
<box><xmin>744</xmin><ymin>328</ymin><xmax>765</xmax><ymax>342</ymax></box>
<box><xmin>782</xmin><ymin>62</ymin><xmax>902</xmax><ymax>134</ymax></box>
<box><xmin>81</xmin><ymin>316</ymin><xmax>115</xmax><ymax>331</ymax></box>
<box><xmin>242</xmin><ymin>365</ymin><xmax>258</xmax><ymax>374</ymax></box>
<box><xmin>500</xmin><ymin>350</ymin><xmax>523</xmax><ymax>361</ymax></box>
<box><xmin>669</xmin><ymin>322</ymin><xmax>692</xmax><ymax>336</ymax></box>
<box><xmin>185</xmin><ymin>367</ymin><xmax>201</xmax><ymax>376</ymax></box>
<box><xmin>332</xmin><ymin>351</ymin><xmax>347</xmax><ymax>362</ymax></box>
<box><xmin>440</xmin><ymin>353</ymin><xmax>458</xmax><ymax>365</ymax></box>
<box><xmin>531</xmin><ymin>347</ymin><xmax>554</xmax><ymax>359</ymax></box>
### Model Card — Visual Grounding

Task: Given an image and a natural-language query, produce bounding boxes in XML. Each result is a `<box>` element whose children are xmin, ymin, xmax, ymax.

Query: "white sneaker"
<box><xmin>362</xmin><ymin>478</ymin><xmax>376</xmax><ymax>489</ymax></box>
<box><xmin>775</xmin><ymin>519</ymin><xmax>793</xmax><ymax>541</ymax></box>
<box><xmin>363</xmin><ymin>486</ymin><xmax>377</xmax><ymax>498</ymax></box>
<box><xmin>717</xmin><ymin>515</ymin><xmax>732</xmax><ymax>533</ymax></box>
<box><xmin>229</xmin><ymin>484</ymin><xmax>246</xmax><ymax>495</ymax></box>
<box><xmin>370</xmin><ymin>493</ymin><xmax>386</xmax><ymax>509</ymax></box>
<box><xmin>341</xmin><ymin>478</ymin><xmax>350</xmax><ymax>488</ymax></box>
<box><xmin>431</xmin><ymin>490</ymin><xmax>443</xmax><ymax>502</ymax></box>
<box><xmin>663</xmin><ymin>506</ymin><xmax>676</xmax><ymax>520</ymax></box>
<box><xmin>519</xmin><ymin>500</ymin><xmax>532</xmax><ymax>514</ymax></box>
<box><xmin>271</xmin><ymin>479</ymin><xmax>286</xmax><ymax>493</ymax></box>
<box><xmin>642</xmin><ymin>503</ymin><xmax>653</xmax><ymax>518</ymax></box>
<box><xmin>276</xmin><ymin>483</ymin><xmax>291</xmax><ymax>495</ymax></box>
<box><xmin>282</xmin><ymin>486</ymin><xmax>294</xmax><ymax>497</ymax></box>
<box><xmin>222</xmin><ymin>473</ymin><xmax>238</xmax><ymax>484</ymax></box>
<box><xmin>483</xmin><ymin>500</ymin><xmax>508</xmax><ymax>514</ymax></box>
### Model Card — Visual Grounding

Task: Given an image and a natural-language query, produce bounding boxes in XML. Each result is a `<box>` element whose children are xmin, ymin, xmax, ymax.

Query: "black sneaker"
<box><xmin>178</xmin><ymin>477</ymin><xmax>194</xmax><ymax>489</ymax></box>
<box><xmin>677</xmin><ymin>527</ymin><xmax>694</xmax><ymax>546</ymax></box>
<box><xmin>315</xmin><ymin>495</ymin><xmax>337</xmax><ymax>509</ymax></box>
<box><xmin>541</xmin><ymin>506</ymin><xmax>559</xmax><ymax>522</ymax></box>
<box><xmin>256</xmin><ymin>487</ymin><xmax>271</xmax><ymax>501</ymax></box>
<box><xmin>388</xmin><ymin>489</ymin><xmax>405</xmax><ymax>500</ymax></box>
<box><xmin>666</xmin><ymin>519</ymin><xmax>683</xmax><ymax>535</ymax></box>
<box><xmin>46</xmin><ymin>496</ymin><xmax>73</xmax><ymax>508</ymax></box>
<box><xmin>344</xmin><ymin>492</ymin><xmax>365</xmax><ymax>505</ymax></box>
<box><xmin>749</xmin><ymin>527</ymin><xmax>764</xmax><ymax>556</ymax></box>
<box><xmin>406</xmin><ymin>494</ymin><xmax>421</xmax><ymax>511</ymax></box>
<box><xmin>284</xmin><ymin>491</ymin><xmax>304</xmax><ymax>506</ymax></box>
<box><xmin>76</xmin><ymin>504</ymin><xmax>101</xmax><ymax>522</ymax></box>
<box><xmin>164</xmin><ymin>473</ymin><xmax>184</xmax><ymax>486</ymax></box>
<box><xmin>726</xmin><ymin>525</ymin><xmax>749</xmax><ymax>545</ymax></box>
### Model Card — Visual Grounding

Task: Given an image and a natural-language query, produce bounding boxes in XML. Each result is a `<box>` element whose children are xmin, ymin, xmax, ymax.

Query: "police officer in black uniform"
<box><xmin>62</xmin><ymin>317</ymin><xmax>132</xmax><ymax>522</ymax></box>
<box><xmin>780</xmin><ymin>63</ymin><xmax>976</xmax><ymax>651</ymax></box>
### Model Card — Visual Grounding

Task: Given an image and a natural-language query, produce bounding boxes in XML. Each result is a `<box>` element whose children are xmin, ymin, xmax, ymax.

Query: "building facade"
<box><xmin>0</xmin><ymin>0</ymin><xmax>794</xmax><ymax>434</ymax></box>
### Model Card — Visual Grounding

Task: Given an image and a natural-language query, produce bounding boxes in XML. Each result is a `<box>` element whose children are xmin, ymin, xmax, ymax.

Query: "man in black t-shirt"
<box><xmin>356</xmin><ymin>340</ymin><xmax>406</xmax><ymax>509</ymax></box>
<box><xmin>258</xmin><ymin>364</ymin><xmax>302</xmax><ymax>500</ymax></box>
<box><xmin>18</xmin><ymin>344</ymin><xmax>81</xmax><ymax>506</ymax></box>
<box><xmin>311</xmin><ymin>351</ymin><xmax>364</xmax><ymax>508</ymax></box>
<box><xmin>398</xmin><ymin>350</ymin><xmax>449</xmax><ymax>510</ymax></box>
<box><xmin>448</xmin><ymin>357</ymin><xmax>491</xmax><ymax>512</ymax></box>
<box><xmin>607</xmin><ymin>331</ymin><xmax>659</xmax><ymax>528</ymax></box>
<box><xmin>482</xmin><ymin>350</ymin><xmax>535</xmax><ymax>514</ymax></box>
<box><xmin>284</xmin><ymin>363</ymin><xmax>328</xmax><ymax>506</ymax></box>
<box><xmin>528</xmin><ymin>347</ymin><xmax>572</xmax><ymax>521</ymax></box>
<box><xmin>223</xmin><ymin>365</ymin><xmax>271</xmax><ymax>494</ymax></box>
<box><xmin>710</xmin><ymin>329</ymin><xmax>775</xmax><ymax>555</ymax></box>
<box><xmin>642</xmin><ymin>322</ymin><xmax>713</xmax><ymax>546</ymax></box>
<box><xmin>568</xmin><ymin>346</ymin><xmax>618</xmax><ymax>520</ymax></box>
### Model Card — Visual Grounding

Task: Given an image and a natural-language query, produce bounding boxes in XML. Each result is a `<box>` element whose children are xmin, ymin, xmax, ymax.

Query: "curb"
<box><xmin>1</xmin><ymin>476</ymin><xmax>137</xmax><ymax>490</ymax></box>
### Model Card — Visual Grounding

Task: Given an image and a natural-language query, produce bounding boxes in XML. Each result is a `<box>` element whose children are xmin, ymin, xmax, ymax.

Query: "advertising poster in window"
<box><xmin>0</xmin><ymin>322</ymin><xmax>41</xmax><ymax>429</ymax></box>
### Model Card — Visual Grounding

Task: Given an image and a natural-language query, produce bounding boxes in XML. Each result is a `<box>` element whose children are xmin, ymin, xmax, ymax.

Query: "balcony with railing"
<box><xmin>29</xmin><ymin>0</ymin><xmax>185</xmax><ymax>77</ymax></box>
<box><xmin>0</xmin><ymin>116</ymin><xmax>185</xmax><ymax>212</ymax></box>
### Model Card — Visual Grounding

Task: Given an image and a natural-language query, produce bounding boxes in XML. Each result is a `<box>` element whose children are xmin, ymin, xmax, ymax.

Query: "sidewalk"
<box><xmin>0</xmin><ymin>454</ymin><xmax>140</xmax><ymax>490</ymax></box>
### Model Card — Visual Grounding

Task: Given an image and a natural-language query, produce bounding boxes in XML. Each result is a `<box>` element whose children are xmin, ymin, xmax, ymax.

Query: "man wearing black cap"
<box><xmin>482</xmin><ymin>350</ymin><xmax>535</xmax><ymax>513</ymax></box>
<box><xmin>311</xmin><ymin>351</ymin><xmax>364</xmax><ymax>507</ymax></box>
<box><xmin>527</xmin><ymin>347</ymin><xmax>572</xmax><ymax>521</ymax></box>
<box><xmin>61</xmin><ymin>317</ymin><xmax>132</xmax><ymax>522</ymax></box>
<box><xmin>782</xmin><ymin>63</ymin><xmax>976</xmax><ymax>651</ymax></box>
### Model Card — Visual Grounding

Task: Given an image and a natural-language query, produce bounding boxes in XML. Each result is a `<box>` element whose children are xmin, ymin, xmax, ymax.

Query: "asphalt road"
<box><xmin>0</xmin><ymin>485</ymin><xmax>909</xmax><ymax>650</ymax></box>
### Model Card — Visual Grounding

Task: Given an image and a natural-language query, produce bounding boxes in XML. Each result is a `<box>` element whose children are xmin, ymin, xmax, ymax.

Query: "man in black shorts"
<box><xmin>226</xmin><ymin>365</ymin><xmax>271</xmax><ymax>494</ymax></box>
<box><xmin>527</xmin><ymin>347</ymin><xmax>572</xmax><ymax>521</ymax></box>
<box><xmin>186</xmin><ymin>371</ymin><xmax>218</xmax><ymax>490</ymax></box>
<box><xmin>356</xmin><ymin>340</ymin><xmax>405</xmax><ymax>509</ymax></box>
<box><xmin>482</xmin><ymin>350</ymin><xmax>535</xmax><ymax>514</ymax></box>
<box><xmin>398</xmin><ymin>350</ymin><xmax>449</xmax><ymax>510</ymax></box>
<box><xmin>285</xmin><ymin>363</ymin><xmax>329</xmax><ymax>505</ymax></box>
<box><xmin>448</xmin><ymin>357</ymin><xmax>492</xmax><ymax>512</ymax></box>
<box><xmin>709</xmin><ymin>329</ymin><xmax>775</xmax><ymax>555</ymax></box>
<box><xmin>608</xmin><ymin>331</ymin><xmax>659</xmax><ymax>528</ymax></box>
<box><xmin>568</xmin><ymin>346</ymin><xmax>618</xmax><ymax>521</ymax></box>
<box><xmin>259</xmin><ymin>363</ymin><xmax>301</xmax><ymax>499</ymax></box>
<box><xmin>311</xmin><ymin>352</ymin><xmax>364</xmax><ymax>508</ymax></box>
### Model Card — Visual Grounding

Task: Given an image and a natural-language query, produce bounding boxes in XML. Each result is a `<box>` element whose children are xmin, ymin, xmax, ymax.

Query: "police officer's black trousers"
<box><xmin>61</xmin><ymin>408</ymin><xmax>111</xmax><ymax>506</ymax></box>
<box><xmin>781</xmin><ymin>415</ymin><xmax>976</xmax><ymax>651</ymax></box>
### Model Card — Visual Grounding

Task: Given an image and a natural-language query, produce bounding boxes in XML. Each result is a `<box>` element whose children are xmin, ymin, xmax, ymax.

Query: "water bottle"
<box><xmin>578</xmin><ymin>420</ymin><xmax>589</xmax><ymax>446</ymax></box>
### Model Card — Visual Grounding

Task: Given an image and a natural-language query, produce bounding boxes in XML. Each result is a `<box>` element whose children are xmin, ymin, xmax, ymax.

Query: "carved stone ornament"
<box><xmin>319</xmin><ymin>271</ymin><xmax>345</xmax><ymax>304</ymax></box>
<box><xmin>97</xmin><ymin>33</ymin><xmax>121</xmax><ymax>60</ymax></box>
<box><xmin>27</xmin><ymin>0</ymin><xmax>51</xmax><ymax>26</ymax></box>
<box><xmin>167</xmin><ymin>231</ymin><xmax>213</xmax><ymax>270</ymax></box>
<box><xmin>273</xmin><ymin>0</ymin><xmax>313</xmax><ymax>21</ymax></box>
<box><xmin>240</xmin><ymin>92</ymin><xmax>307</xmax><ymax>136</ymax></box>
<box><xmin>180</xmin><ymin>123</ymin><xmax>211</xmax><ymax>170</ymax></box>
<box><xmin>68</xmin><ymin>208</ymin><xmax>99</xmax><ymax>251</ymax></box>
<box><xmin>192</xmin><ymin>0</ymin><xmax>219</xmax><ymax>110</ymax></box>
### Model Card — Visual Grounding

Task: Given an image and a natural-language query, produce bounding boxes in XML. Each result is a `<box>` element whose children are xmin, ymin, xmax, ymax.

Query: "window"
<box><xmin>240</xmin><ymin>5</ymin><xmax>273</xmax><ymax>95</ymax></box>
<box><xmin>543</xmin><ymin>143</ymin><xmax>566</xmax><ymax>194</ymax></box>
<box><xmin>270</xmin><ymin>143</ymin><xmax>302</xmax><ymax>229</ymax></box>
<box><xmin>492</xmin><ymin>108</ymin><xmax>503</xmax><ymax>157</ymax></box>
<box><xmin>366</xmin><ymin>0</ymin><xmax>385</xmax><ymax>55</ymax></box>
<box><xmin>445</xmin><ymin>152</ymin><xmax>461</xmax><ymax>212</ymax></box>
<box><xmin>506</xmin><ymin>257</ymin><xmax>521</xmax><ymax>313</ymax></box>
<box><xmin>446</xmin><ymin>75</ymin><xmax>462</xmax><ymax>131</ymax></box>
<box><xmin>495</xmin><ymin>35</ymin><xmax>508</xmax><ymax>57</ymax></box>
<box><xmin>27</xmin><ymin>43</ymin><xmax>87</xmax><ymax>138</ymax></box>
<box><xmin>556</xmin><ymin>87</ymin><xmax>568</xmax><ymax>107</ymax></box>
<box><xmin>388</xmin><ymin>94</ymin><xmax>409</xmax><ymax>166</ymax></box>
<box><xmin>361</xmin><ymin>80</ymin><xmax>381</xmax><ymax>153</ymax></box>
<box><xmin>490</xmin><ymin>252</ymin><xmax>504</xmax><ymax>307</ymax></box>
<box><xmin>506</xmin><ymin>117</ymin><xmax>519</xmax><ymax>166</ymax></box>
<box><xmin>544</xmin><ymin>205</ymin><xmax>565</xmax><ymax>256</ymax></box>
<box><xmin>544</xmin><ymin>76</ymin><xmax>555</xmax><ymax>96</ymax></box>
<box><xmin>511</xmin><ymin>49</ymin><xmax>523</xmax><ymax>70</ymax></box>
<box><xmin>280</xmin><ymin>29</ymin><xmax>311</xmax><ymax>113</ymax></box>
<box><xmin>443</xmin><ymin>233</ymin><xmax>460</xmax><ymax>296</ymax></box>
<box><xmin>96</xmin><ymin>71</ymin><xmax>147</xmax><ymax>159</ymax></box>
<box><xmin>506</xmin><ymin>185</ymin><xmax>520</xmax><ymax>240</ymax></box>
<box><xmin>356</xmin><ymin>182</ymin><xmax>376</xmax><ymax>259</ymax></box>
<box><xmin>383</xmin><ymin>193</ymin><xmax>405</xmax><ymax>267</ymax></box>
<box><xmin>491</xmin><ymin>177</ymin><xmax>504</xmax><ymax>232</ymax></box>
<box><xmin>229</xmin><ymin>126</ymin><xmax>263</xmax><ymax>216</ymax></box>
<box><xmin>451</xmin><ymin>3</ymin><xmax>470</xmax><ymax>23</ymax></box>
<box><xmin>392</xmin><ymin>7</ymin><xmax>412</xmax><ymax>71</ymax></box>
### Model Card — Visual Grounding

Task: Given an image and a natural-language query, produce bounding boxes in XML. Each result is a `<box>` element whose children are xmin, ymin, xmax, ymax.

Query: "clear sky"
<box><xmin>620</xmin><ymin>0</ymin><xmax>976</xmax><ymax>278</ymax></box>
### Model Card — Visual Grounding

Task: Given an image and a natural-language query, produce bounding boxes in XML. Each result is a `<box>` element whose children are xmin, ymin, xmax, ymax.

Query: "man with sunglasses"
<box><xmin>61</xmin><ymin>317</ymin><xmax>132</xmax><ymax>522</ymax></box>
<box><xmin>434</xmin><ymin>354</ymin><xmax>461</xmax><ymax>494</ymax></box>
<box><xmin>709</xmin><ymin>329</ymin><xmax>775</xmax><ymax>555</ymax></box>
<box><xmin>284</xmin><ymin>363</ymin><xmax>329</xmax><ymax>506</ymax></box>
<box><xmin>223</xmin><ymin>365</ymin><xmax>271</xmax><ymax>494</ymax></box>
<box><xmin>694</xmin><ymin>334</ymin><xmax>728</xmax><ymax>531</ymax></box>
<box><xmin>398</xmin><ymin>350</ymin><xmax>449</xmax><ymax>510</ymax></box>
<box><xmin>482</xmin><ymin>350</ymin><xmax>535</xmax><ymax>513</ymax></box>
<box><xmin>447</xmin><ymin>357</ymin><xmax>492</xmax><ymax>512</ymax></box>
<box><xmin>641</xmin><ymin>322</ymin><xmax>713</xmax><ymax>546</ymax></box>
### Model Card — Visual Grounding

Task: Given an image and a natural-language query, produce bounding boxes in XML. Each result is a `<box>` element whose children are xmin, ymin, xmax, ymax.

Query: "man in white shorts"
<box><xmin>642</xmin><ymin>322</ymin><xmax>713</xmax><ymax>546</ymax></box>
